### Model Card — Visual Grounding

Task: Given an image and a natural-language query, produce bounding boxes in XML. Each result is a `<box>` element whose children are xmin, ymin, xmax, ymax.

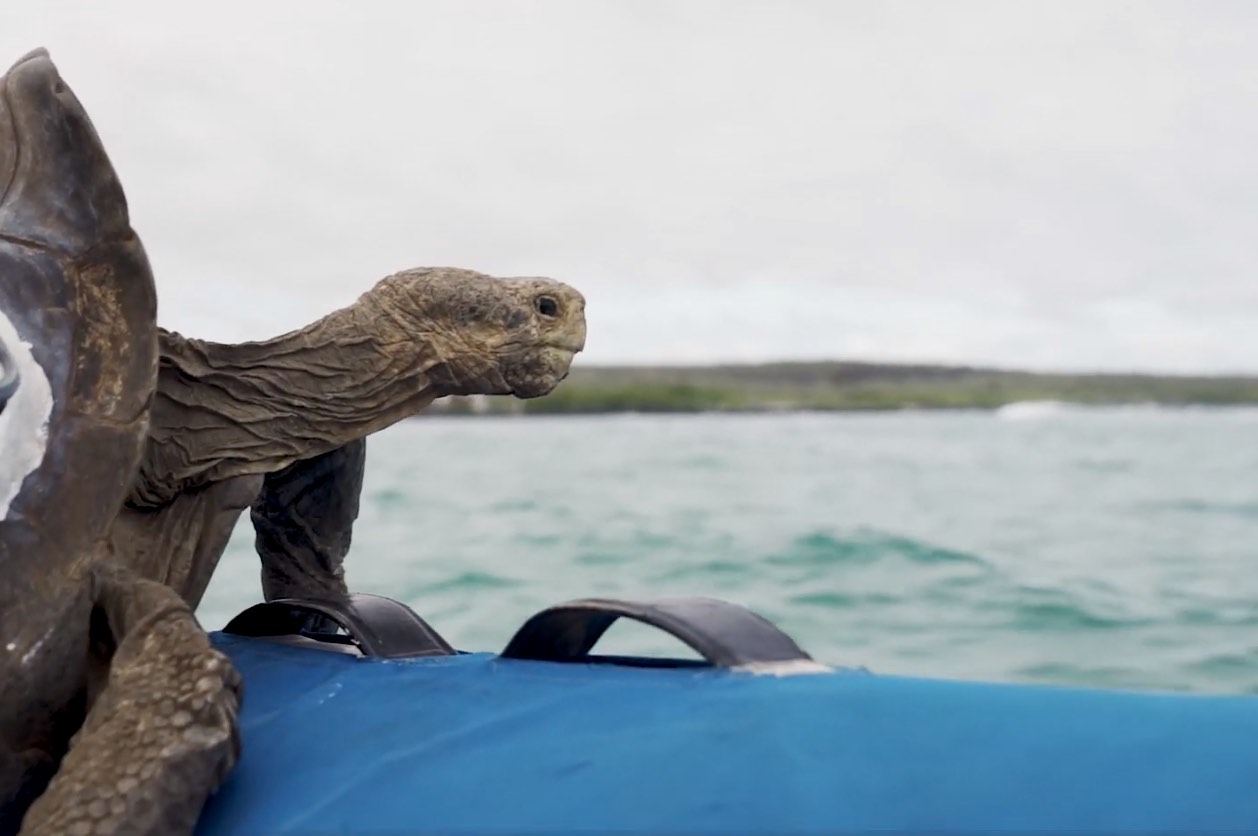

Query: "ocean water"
<box><xmin>198</xmin><ymin>406</ymin><xmax>1258</xmax><ymax>694</ymax></box>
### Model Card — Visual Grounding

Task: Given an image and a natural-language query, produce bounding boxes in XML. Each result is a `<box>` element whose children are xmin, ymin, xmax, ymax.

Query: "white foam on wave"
<box><xmin>995</xmin><ymin>401</ymin><xmax>1243</xmax><ymax>422</ymax></box>
<box><xmin>994</xmin><ymin>400</ymin><xmax>1070</xmax><ymax>421</ymax></box>
<box><xmin>0</xmin><ymin>307</ymin><xmax>53</xmax><ymax>520</ymax></box>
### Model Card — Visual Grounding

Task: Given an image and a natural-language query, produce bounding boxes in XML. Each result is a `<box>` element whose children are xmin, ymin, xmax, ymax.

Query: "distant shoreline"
<box><xmin>425</xmin><ymin>361</ymin><xmax>1258</xmax><ymax>415</ymax></box>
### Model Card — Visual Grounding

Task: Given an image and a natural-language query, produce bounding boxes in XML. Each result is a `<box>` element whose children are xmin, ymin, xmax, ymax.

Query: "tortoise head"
<box><xmin>0</xmin><ymin>48</ymin><xmax>131</xmax><ymax>256</ymax></box>
<box><xmin>363</xmin><ymin>267</ymin><xmax>587</xmax><ymax>399</ymax></box>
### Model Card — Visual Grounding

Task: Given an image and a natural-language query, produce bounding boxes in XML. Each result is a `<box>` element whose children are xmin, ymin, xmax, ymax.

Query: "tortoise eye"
<box><xmin>535</xmin><ymin>296</ymin><xmax>559</xmax><ymax>318</ymax></box>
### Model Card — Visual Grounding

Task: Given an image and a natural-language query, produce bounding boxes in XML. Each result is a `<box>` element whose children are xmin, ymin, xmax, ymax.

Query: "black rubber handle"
<box><xmin>0</xmin><ymin>335</ymin><xmax>19</xmax><ymax>415</ymax></box>
<box><xmin>223</xmin><ymin>593</ymin><xmax>455</xmax><ymax>659</ymax></box>
<box><xmin>500</xmin><ymin>596</ymin><xmax>814</xmax><ymax>668</ymax></box>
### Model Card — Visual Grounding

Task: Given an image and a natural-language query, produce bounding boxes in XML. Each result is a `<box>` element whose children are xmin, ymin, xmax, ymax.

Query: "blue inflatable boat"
<box><xmin>196</xmin><ymin>593</ymin><xmax>1258</xmax><ymax>833</ymax></box>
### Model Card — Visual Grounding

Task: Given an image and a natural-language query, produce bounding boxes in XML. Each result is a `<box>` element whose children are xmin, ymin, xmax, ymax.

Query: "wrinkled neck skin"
<box><xmin>130</xmin><ymin>286</ymin><xmax>505</xmax><ymax>509</ymax></box>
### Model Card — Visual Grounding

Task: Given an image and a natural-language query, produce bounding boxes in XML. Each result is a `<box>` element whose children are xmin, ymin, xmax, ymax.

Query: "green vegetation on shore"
<box><xmin>429</xmin><ymin>361</ymin><xmax>1258</xmax><ymax>415</ymax></box>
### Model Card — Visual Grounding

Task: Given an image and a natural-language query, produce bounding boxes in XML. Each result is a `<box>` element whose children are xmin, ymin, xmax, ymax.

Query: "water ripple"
<box><xmin>768</xmin><ymin>528</ymin><xmax>988</xmax><ymax>568</ymax></box>
<box><xmin>790</xmin><ymin>591</ymin><xmax>900</xmax><ymax>608</ymax></box>
<box><xmin>197</xmin><ymin>411</ymin><xmax>1258</xmax><ymax>694</ymax></box>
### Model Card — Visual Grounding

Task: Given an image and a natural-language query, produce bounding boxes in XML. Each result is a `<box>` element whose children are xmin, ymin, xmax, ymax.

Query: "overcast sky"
<box><xmin>4</xmin><ymin>2</ymin><xmax>1257</xmax><ymax>372</ymax></box>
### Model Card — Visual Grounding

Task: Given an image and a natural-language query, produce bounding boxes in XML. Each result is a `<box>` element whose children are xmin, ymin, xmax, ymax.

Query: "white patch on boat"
<box><xmin>732</xmin><ymin>659</ymin><xmax>834</xmax><ymax>677</ymax></box>
<box><xmin>316</xmin><ymin>682</ymin><xmax>343</xmax><ymax>705</ymax></box>
<box><xmin>0</xmin><ymin>306</ymin><xmax>53</xmax><ymax>519</ymax></box>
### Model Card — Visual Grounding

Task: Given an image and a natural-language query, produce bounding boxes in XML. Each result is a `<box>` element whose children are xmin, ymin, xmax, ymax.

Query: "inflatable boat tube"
<box><xmin>195</xmin><ymin>593</ymin><xmax>1258</xmax><ymax>834</ymax></box>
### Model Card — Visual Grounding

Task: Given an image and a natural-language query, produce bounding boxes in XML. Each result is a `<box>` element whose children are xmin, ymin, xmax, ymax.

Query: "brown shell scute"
<box><xmin>0</xmin><ymin>50</ymin><xmax>132</xmax><ymax>255</ymax></box>
<box><xmin>67</xmin><ymin>243</ymin><xmax>158</xmax><ymax>424</ymax></box>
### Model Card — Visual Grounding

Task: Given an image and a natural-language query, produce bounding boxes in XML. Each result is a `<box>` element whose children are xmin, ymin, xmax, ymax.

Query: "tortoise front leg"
<box><xmin>19</xmin><ymin>566</ymin><xmax>240</xmax><ymax>836</ymax></box>
<box><xmin>250</xmin><ymin>438</ymin><xmax>366</xmax><ymax>605</ymax></box>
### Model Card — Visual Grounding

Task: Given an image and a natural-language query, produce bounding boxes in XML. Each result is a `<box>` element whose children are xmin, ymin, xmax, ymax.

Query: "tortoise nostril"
<box><xmin>535</xmin><ymin>296</ymin><xmax>559</xmax><ymax>318</ymax></box>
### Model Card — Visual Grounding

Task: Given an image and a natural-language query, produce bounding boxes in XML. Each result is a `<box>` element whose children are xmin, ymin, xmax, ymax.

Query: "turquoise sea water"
<box><xmin>198</xmin><ymin>406</ymin><xmax>1258</xmax><ymax>694</ymax></box>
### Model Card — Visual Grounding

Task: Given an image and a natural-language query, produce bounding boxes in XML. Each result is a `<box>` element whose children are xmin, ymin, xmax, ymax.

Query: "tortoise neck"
<box><xmin>131</xmin><ymin>304</ymin><xmax>441</xmax><ymax>507</ymax></box>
